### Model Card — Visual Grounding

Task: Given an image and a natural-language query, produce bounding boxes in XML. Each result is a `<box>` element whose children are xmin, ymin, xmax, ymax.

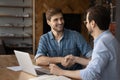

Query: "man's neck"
<box><xmin>92</xmin><ymin>28</ymin><xmax>104</xmax><ymax>40</ymax></box>
<box><xmin>52</xmin><ymin>30</ymin><xmax>63</xmax><ymax>41</ymax></box>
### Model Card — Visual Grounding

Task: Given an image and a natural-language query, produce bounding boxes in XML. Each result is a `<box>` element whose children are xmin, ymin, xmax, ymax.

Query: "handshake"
<box><xmin>61</xmin><ymin>54</ymin><xmax>76</xmax><ymax>68</ymax></box>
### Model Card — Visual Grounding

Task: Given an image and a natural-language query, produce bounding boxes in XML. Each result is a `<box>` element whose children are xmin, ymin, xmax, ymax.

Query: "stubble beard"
<box><xmin>88</xmin><ymin>27</ymin><xmax>93</xmax><ymax>36</ymax></box>
<box><xmin>54</xmin><ymin>24</ymin><xmax>64</xmax><ymax>32</ymax></box>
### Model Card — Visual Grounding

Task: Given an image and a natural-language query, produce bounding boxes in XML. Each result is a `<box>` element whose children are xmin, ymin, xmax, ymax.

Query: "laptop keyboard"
<box><xmin>35</xmin><ymin>66</ymin><xmax>50</xmax><ymax>75</ymax></box>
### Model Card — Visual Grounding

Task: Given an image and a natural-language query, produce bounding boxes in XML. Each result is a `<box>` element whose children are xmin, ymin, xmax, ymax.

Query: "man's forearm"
<box><xmin>75</xmin><ymin>57</ymin><xmax>91</xmax><ymax>66</ymax></box>
<box><xmin>49</xmin><ymin>64</ymin><xmax>82</xmax><ymax>80</ymax></box>
<box><xmin>61</xmin><ymin>70</ymin><xmax>82</xmax><ymax>80</ymax></box>
<box><xmin>36</xmin><ymin>56</ymin><xmax>64</xmax><ymax>66</ymax></box>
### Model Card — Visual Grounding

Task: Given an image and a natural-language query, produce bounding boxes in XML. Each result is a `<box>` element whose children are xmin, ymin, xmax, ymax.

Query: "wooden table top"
<box><xmin>0</xmin><ymin>55</ymin><xmax>35</xmax><ymax>80</ymax></box>
<box><xmin>0</xmin><ymin>55</ymin><xmax>77</xmax><ymax>80</ymax></box>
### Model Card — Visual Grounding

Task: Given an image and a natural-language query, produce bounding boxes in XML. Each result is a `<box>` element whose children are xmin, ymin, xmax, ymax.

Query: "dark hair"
<box><xmin>46</xmin><ymin>8</ymin><xmax>63</xmax><ymax>21</ymax></box>
<box><xmin>87</xmin><ymin>6</ymin><xmax>110</xmax><ymax>30</ymax></box>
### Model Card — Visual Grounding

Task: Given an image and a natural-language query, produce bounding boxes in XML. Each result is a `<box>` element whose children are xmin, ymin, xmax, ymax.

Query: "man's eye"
<box><xmin>54</xmin><ymin>19</ymin><xmax>58</xmax><ymax>22</ymax></box>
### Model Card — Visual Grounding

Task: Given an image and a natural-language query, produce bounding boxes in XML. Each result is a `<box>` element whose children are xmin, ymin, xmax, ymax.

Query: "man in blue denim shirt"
<box><xmin>35</xmin><ymin>8</ymin><xmax>92</xmax><ymax>70</ymax></box>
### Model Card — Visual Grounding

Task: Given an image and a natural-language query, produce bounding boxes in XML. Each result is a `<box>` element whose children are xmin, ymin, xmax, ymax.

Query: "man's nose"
<box><xmin>58</xmin><ymin>19</ymin><xmax>63</xmax><ymax>24</ymax></box>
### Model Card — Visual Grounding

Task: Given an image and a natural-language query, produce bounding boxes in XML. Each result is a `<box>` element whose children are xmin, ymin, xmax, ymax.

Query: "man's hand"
<box><xmin>49</xmin><ymin>64</ymin><xmax>63</xmax><ymax>76</ymax></box>
<box><xmin>65</xmin><ymin>55</ymin><xmax>76</xmax><ymax>67</ymax></box>
<box><xmin>61</xmin><ymin>54</ymin><xmax>76</xmax><ymax>68</ymax></box>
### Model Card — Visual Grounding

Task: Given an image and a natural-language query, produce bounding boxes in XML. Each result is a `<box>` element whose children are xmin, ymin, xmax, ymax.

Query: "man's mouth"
<box><xmin>57</xmin><ymin>24</ymin><xmax>63</xmax><ymax>27</ymax></box>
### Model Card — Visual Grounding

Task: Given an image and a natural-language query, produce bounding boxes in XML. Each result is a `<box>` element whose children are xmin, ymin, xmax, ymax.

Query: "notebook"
<box><xmin>29</xmin><ymin>75</ymin><xmax>71</xmax><ymax>80</ymax></box>
<box><xmin>14</xmin><ymin>50</ymin><xmax>50</xmax><ymax>76</ymax></box>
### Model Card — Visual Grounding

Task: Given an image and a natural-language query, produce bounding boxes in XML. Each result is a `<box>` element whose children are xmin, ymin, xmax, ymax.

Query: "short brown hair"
<box><xmin>87</xmin><ymin>6</ymin><xmax>110</xmax><ymax>30</ymax></box>
<box><xmin>46</xmin><ymin>8</ymin><xmax>63</xmax><ymax>21</ymax></box>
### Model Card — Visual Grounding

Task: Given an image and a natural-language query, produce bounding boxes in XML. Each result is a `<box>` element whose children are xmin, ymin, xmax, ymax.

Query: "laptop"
<box><xmin>14</xmin><ymin>50</ymin><xmax>50</xmax><ymax>76</ymax></box>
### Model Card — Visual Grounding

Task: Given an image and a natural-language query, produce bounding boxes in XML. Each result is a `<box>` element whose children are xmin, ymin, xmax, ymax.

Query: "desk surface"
<box><xmin>0</xmin><ymin>55</ymin><xmax>35</xmax><ymax>80</ymax></box>
<box><xmin>0</xmin><ymin>55</ymin><xmax>77</xmax><ymax>80</ymax></box>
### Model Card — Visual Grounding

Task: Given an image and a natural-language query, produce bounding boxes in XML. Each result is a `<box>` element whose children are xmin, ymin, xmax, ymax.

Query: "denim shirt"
<box><xmin>35</xmin><ymin>29</ymin><xmax>92</xmax><ymax>70</ymax></box>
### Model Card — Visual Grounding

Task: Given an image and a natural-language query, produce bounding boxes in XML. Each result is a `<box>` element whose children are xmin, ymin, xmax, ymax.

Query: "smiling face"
<box><xmin>47</xmin><ymin>13</ymin><xmax>64</xmax><ymax>32</ymax></box>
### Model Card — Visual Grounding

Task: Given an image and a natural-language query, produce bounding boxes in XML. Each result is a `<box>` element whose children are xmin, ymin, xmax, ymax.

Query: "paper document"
<box><xmin>7</xmin><ymin>66</ymin><xmax>22</xmax><ymax>71</ymax></box>
<box><xmin>29</xmin><ymin>75</ymin><xmax>71</xmax><ymax>80</ymax></box>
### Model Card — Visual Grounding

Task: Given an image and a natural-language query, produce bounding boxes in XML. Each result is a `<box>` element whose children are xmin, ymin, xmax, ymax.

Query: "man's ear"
<box><xmin>91</xmin><ymin>20</ymin><xmax>95</xmax><ymax>25</ymax></box>
<box><xmin>91</xmin><ymin>20</ymin><xmax>96</xmax><ymax>28</ymax></box>
<box><xmin>47</xmin><ymin>20</ymin><xmax>50</xmax><ymax>25</ymax></box>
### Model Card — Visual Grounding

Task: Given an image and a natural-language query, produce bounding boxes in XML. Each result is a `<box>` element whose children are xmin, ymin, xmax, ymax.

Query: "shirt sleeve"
<box><xmin>85</xmin><ymin>50</ymin><xmax>93</xmax><ymax>58</ymax></box>
<box><xmin>80</xmin><ymin>50</ymin><xmax>110</xmax><ymax>80</ymax></box>
<box><xmin>75</xmin><ymin>31</ymin><xmax>92</xmax><ymax>58</ymax></box>
<box><xmin>35</xmin><ymin>35</ymin><xmax>48</xmax><ymax>59</ymax></box>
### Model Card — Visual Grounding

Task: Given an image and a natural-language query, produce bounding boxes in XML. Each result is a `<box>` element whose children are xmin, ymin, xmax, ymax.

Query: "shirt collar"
<box><xmin>48</xmin><ymin>28</ymin><xmax>67</xmax><ymax>40</ymax></box>
<box><xmin>94</xmin><ymin>30</ymin><xmax>110</xmax><ymax>44</ymax></box>
<box><xmin>48</xmin><ymin>31</ymin><xmax>54</xmax><ymax>40</ymax></box>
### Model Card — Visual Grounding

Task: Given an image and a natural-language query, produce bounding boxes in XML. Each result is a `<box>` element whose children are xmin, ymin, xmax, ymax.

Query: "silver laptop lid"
<box><xmin>14</xmin><ymin>50</ymin><xmax>37</xmax><ymax>76</ymax></box>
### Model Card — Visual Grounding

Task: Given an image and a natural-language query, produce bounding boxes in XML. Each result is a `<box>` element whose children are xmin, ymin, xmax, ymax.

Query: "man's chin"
<box><xmin>58</xmin><ymin>27</ymin><xmax>64</xmax><ymax>31</ymax></box>
<box><xmin>57</xmin><ymin>30</ymin><xmax>63</xmax><ymax>32</ymax></box>
<box><xmin>57</xmin><ymin>29</ymin><xmax>63</xmax><ymax>32</ymax></box>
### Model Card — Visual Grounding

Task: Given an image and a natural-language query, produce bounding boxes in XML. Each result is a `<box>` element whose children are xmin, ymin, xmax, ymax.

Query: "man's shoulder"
<box><xmin>40</xmin><ymin>31</ymin><xmax>51</xmax><ymax>39</ymax></box>
<box><xmin>64</xmin><ymin>29</ymin><xmax>82</xmax><ymax>40</ymax></box>
<box><xmin>64</xmin><ymin>29</ymin><xmax>79</xmax><ymax>34</ymax></box>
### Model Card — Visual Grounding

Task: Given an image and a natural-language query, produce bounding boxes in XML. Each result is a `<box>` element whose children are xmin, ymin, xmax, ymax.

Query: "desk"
<box><xmin>0</xmin><ymin>55</ymin><xmax>77</xmax><ymax>80</ymax></box>
<box><xmin>0</xmin><ymin>55</ymin><xmax>35</xmax><ymax>80</ymax></box>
